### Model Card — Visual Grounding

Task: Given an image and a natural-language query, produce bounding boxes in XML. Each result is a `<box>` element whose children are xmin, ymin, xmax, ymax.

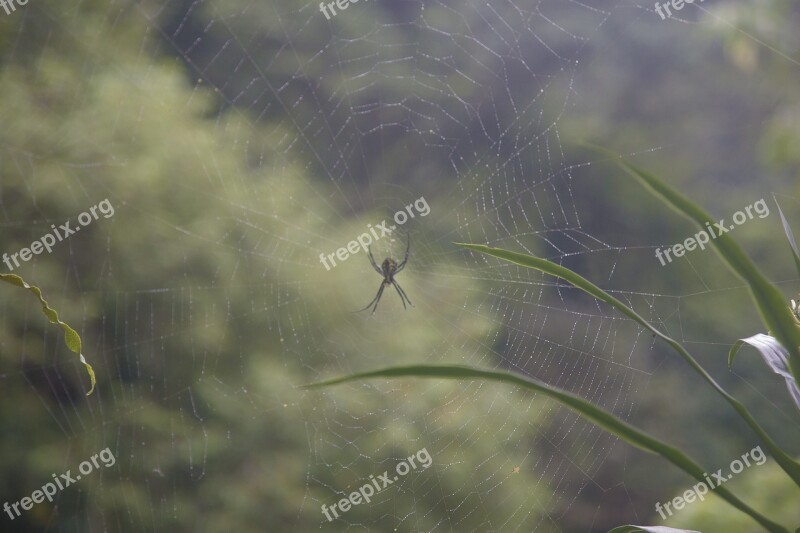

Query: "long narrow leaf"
<box><xmin>456</xmin><ymin>243</ymin><xmax>800</xmax><ymax>487</ymax></box>
<box><xmin>608</xmin><ymin>527</ymin><xmax>700</xmax><ymax>533</ymax></box>
<box><xmin>305</xmin><ymin>364</ymin><xmax>788</xmax><ymax>533</ymax></box>
<box><xmin>0</xmin><ymin>273</ymin><xmax>95</xmax><ymax>396</ymax></box>
<box><xmin>730</xmin><ymin>334</ymin><xmax>800</xmax><ymax>413</ymax></box>
<box><xmin>774</xmin><ymin>199</ymin><xmax>800</xmax><ymax>279</ymax></box>
<box><xmin>585</xmin><ymin>144</ymin><xmax>800</xmax><ymax>386</ymax></box>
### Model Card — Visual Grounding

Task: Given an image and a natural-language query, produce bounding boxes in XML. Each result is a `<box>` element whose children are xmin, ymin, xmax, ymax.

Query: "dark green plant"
<box><xmin>306</xmin><ymin>153</ymin><xmax>800</xmax><ymax>532</ymax></box>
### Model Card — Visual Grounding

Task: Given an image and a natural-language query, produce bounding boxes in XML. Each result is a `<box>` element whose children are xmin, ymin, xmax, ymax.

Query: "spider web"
<box><xmin>2</xmin><ymin>0</ymin><xmax>799</xmax><ymax>531</ymax></box>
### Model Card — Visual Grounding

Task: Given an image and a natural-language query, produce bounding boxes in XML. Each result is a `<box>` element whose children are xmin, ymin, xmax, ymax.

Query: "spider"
<box><xmin>355</xmin><ymin>236</ymin><xmax>413</xmax><ymax>314</ymax></box>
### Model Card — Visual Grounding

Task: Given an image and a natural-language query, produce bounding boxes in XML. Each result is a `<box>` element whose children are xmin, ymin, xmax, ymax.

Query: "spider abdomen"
<box><xmin>382</xmin><ymin>258</ymin><xmax>398</xmax><ymax>276</ymax></box>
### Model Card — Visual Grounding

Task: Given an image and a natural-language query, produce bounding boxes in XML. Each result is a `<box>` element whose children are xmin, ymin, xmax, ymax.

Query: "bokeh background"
<box><xmin>1</xmin><ymin>0</ymin><xmax>799</xmax><ymax>531</ymax></box>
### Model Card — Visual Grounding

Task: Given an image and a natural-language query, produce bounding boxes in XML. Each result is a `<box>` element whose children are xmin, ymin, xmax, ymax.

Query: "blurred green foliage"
<box><xmin>0</xmin><ymin>0</ymin><xmax>798</xmax><ymax>531</ymax></box>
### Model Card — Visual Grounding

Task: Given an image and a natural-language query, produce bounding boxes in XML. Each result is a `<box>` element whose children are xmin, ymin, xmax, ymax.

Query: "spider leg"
<box><xmin>367</xmin><ymin>246</ymin><xmax>382</xmax><ymax>275</ymax></box>
<box><xmin>370</xmin><ymin>282</ymin><xmax>387</xmax><ymax>314</ymax></box>
<box><xmin>392</xmin><ymin>280</ymin><xmax>414</xmax><ymax>308</ymax></box>
<box><xmin>395</xmin><ymin>235</ymin><xmax>411</xmax><ymax>273</ymax></box>
<box><xmin>354</xmin><ymin>282</ymin><xmax>386</xmax><ymax>314</ymax></box>
<box><xmin>391</xmin><ymin>280</ymin><xmax>408</xmax><ymax>310</ymax></box>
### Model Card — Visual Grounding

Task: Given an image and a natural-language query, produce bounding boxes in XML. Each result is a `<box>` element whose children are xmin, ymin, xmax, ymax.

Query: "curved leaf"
<box><xmin>0</xmin><ymin>273</ymin><xmax>96</xmax><ymax>396</ymax></box>
<box><xmin>585</xmin><ymin>145</ymin><xmax>800</xmax><ymax>387</ymax></box>
<box><xmin>730</xmin><ymin>334</ymin><xmax>800</xmax><ymax>413</ymax></box>
<box><xmin>456</xmin><ymin>243</ymin><xmax>800</xmax><ymax>487</ymax></box>
<box><xmin>305</xmin><ymin>364</ymin><xmax>788</xmax><ymax>533</ymax></box>
<box><xmin>608</xmin><ymin>526</ymin><xmax>700</xmax><ymax>533</ymax></box>
<box><xmin>775</xmin><ymin>199</ymin><xmax>800</xmax><ymax>279</ymax></box>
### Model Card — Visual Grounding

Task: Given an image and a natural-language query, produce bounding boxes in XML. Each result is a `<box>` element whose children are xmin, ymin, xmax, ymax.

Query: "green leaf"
<box><xmin>730</xmin><ymin>334</ymin><xmax>800</xmax><ymax>413</ymax></box>
<box><xmin>456</xmin><ymin>243</ymin><xmax>800</xmax><ymax>487</ymax></box>
<box><xmin>305</xmin><ymin>364</ymin><xmax>788</xmax><ymax>533</ymax></box>
<box><xmin>774</xmin><ymin>199</ymin><xmax>800</xmax><ymax>279</ymax></box>
<box><xmin>584</xmin><ymin>144</ymin><xmax>800</xmax><ymax>388</ymax></box>
<box><xmin>608</xmin><ymin>527</ymin><xmax>700</xmax><ymax>533</ymax></box>
<box><xmin>0</xmin><ymin>273</ymin><xmax>96</xmax><ymax>396</ymax></box>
